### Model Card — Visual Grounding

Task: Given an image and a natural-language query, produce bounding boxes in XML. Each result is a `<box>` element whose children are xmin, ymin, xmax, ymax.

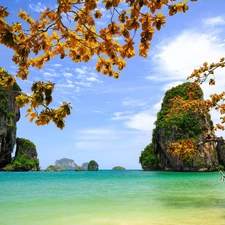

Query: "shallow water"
<box><xmin>0</xmin><ymin>170</ymin><xmax>225</xmax><ymax>225</ymax></box>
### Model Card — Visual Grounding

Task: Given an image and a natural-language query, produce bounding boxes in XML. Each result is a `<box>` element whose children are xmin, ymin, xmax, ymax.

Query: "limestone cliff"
<box><xmin>140</xmin><ymin>82</ymin><xmax>222</xmax><ymax>171</ymax></box>
<box><xmin>55</xmin><ymin>158</ymin><xmax>78</xmax><ymax>170</ymax></box>
<box><xmin>216</xmin><ymin>138</ymin><xmax>225</xmax><ymax>167</ymax></box>
<box><xmin>0</xmin><ymin>84</ymin><xmax>20</xmax><ymax>168</ymax></box>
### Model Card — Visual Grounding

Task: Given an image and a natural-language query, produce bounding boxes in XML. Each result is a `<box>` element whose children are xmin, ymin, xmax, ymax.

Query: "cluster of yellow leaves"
<box><xmin>167</xmin><ymin>139</ymin><xmax>196</xmax><ymax>161</ymax></box>
<box><xmin>0</xmin><ymin>0</ymin><xmax>197</xmax><ymax>128</ymax></box>
<box><xmin>166</xmin><ymin>58</ymin><xmax>225</xmax><ymax>159</ymax></box>
<box><xmin>0</xmin><ymin>0</ymin><xmax>194</xmax><ymax>79</ymax></box>
<box><xmin>186</xmin><ymin>58</ymin><xmax>225</xmax><ymax>130</ymax></box>
<box><xmin>0</xmin><ymin>68</ymin><xmax>16</xmax><ymax>87</ymax></box>
<box><xmin>16</xmin><ymin>81</ymin><xmax>72</xmax><ymax>129</ymax></box>
<box><xmin>188</xmin><ymin>58</ymin><xmax>225</xmax><ymax>85</ymax></box>
<box><xmin>0</xmin><ymin>68</ymin><xmax>71</xmax><ymax>129</ymax></box>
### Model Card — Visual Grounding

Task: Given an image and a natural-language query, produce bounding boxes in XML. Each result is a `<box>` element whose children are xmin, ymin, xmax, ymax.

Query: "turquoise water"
<box><xmin>0</xmin><ymin>170</ymin><xmax>225</xmax><ymax>225</ymax></box>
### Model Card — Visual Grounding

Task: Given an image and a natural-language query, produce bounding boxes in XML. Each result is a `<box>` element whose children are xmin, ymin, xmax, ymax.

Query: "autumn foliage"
<box><xmin>166</xmin><ymin>60</ymin><xmax>225</xmax><ymax>160</ymax></box>
<box><xmin>0</xmin><ymin>0</ymin><xmax>197</xmax><ymax>128</ymax></box>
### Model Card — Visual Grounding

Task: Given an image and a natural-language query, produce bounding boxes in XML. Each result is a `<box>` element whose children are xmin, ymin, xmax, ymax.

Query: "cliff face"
<box><xmin>154</xmin><ymin>127</ymin><xmax>218</xmax><ymax>171</ymax></box>
<box><xmin>140</xmin><ymin>82</ymin><xmax>220</xmax><ymax>171</ymax></box>
<box><xmin>154</xmin><ymin>83</ymin><xmax>218</xmax><ymax>171</ymax></box>
<box><xmin>216</xmin><ymin>139</ymin><xmax>225</xmax><ymax>167</ymax></box>
<box><xmin>55</xmin><ymin>158</ymin><xmax>78</xmax><ymax>170</ymax></box>
<box><xmin>0</xmin><ymin>86</ymin><xmax>20</xmax><ymax>168</ymax></box>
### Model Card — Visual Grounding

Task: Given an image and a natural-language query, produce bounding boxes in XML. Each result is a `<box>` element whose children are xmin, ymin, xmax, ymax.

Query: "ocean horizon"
<box><xmin>1</xmin><ymin>170</ymin><xmax>225</xmax><ymax>225</ymax></box>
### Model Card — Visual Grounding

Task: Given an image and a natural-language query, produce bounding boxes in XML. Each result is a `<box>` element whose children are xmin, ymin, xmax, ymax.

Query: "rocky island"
<box><xmin>45</xmin><ymin>165</ymin><xmax>65</xmax><ymax>172</ymax></box>
<box><xmin>112</xmin><ymin>166</ymin><xmax>126</xmax><ymax>170</ymax></box>
<box><xmin>55</xmin><ymin>158</ymin><xmax>78</xmax><ymax>170</ymax></box>
<box><xmin>140</xmin><ymin>82</ymin><xmax>225</xmax><ymax>172</ymax></box>
<box><xmin>75</xmin><ymin>160</ymin><xmax>99</xmax><ymax>171</ymax></box>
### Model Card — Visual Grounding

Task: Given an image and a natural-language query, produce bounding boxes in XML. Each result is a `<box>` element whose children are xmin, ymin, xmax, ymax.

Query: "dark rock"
<box><xmin>0</xmin><ymin>83</ymin><xmax>20</xmax><ymax>169</ymax></box>
<box><xmin>216</xmin><ymin>138</ymin><xmax>225</xmax><ymax>166</ymax></box>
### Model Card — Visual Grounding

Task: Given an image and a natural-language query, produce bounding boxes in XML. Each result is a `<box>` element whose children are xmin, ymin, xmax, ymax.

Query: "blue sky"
<box><xmin>1</xmin><ymin>0</ymin><xmax>225</xmax><ymax>169</ymax></box>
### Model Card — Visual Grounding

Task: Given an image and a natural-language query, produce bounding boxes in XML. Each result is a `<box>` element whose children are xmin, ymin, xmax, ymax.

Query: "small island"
<box><xmin>75</xmin><ymin>166</ymin><xmax>85</xmax><ymax>171</ymax></box>
<box><xmin>74</xmin><ymin>160</ymin><xmax>99</xmax><ymax>171</ymax></box>
<box><xmin>55</xmin><ymin>158</ymin><xmax>78</xmax><ymax>170</ymax></box>
<box><xmin>45</xmin><ymin>165</ymin><xmax>65</xmax><ymax>172</ymax></box>
<box><xmin>112</xmin><ymin>166</ymin><xmax>126</xmax><ymax>170</ymax></box>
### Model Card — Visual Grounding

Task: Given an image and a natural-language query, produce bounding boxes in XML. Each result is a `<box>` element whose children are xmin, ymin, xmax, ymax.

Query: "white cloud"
<box><xmin>46</xmin><ymin>68</ymin><xmax>56</xmax><ymax>72</ymax></box>
<box><xmin>52</xmin><ymin>63</ymin><xmax>62</xmax><ymax>67</ymax></box>
<box><xmin>147</xmin><ymin>20</ymin><xmax>225</xmax><ymax>98</ymax></box>
<box><xmin>43</xmin><ymin>72</ymin><xmax>58</xmax><ymax>77</ymax></box>
<box><xmin>29</xmin><ymin>2</ymin><xmax>46</xmax><ymax>12</ymax></box>
<box><xmin>56</xmin><ymin>82</ymin><xmax>74</xmax><ymax>88</ymax></box>
<box><xmin>113</xmin><ymin>111</ymin><xmax>134</xmax><ymax>118</ymax></box>
<box><xmin>152</xmin><ymin>101</ymin><xmax>162</xmax><ymax>112</ymax></box>
<box><xmin>122</xmin><ymin>97</ymin><xmax>148</xmax><ymax>107</ymax></box>
<box><xmin>75</xmin><ymin>81</ymin><xmax>92</xmax><ymax>87</ymax></box>
<box><xmin>151</xmin><ymin>32</ymin><xmax>224</xmax><ymax>81</ymax></box>
<box><xmin>77</xmin><ymin>128</ymin><xmax>116</xmax><ymax>137</ymax></box>
<box><xmin>86</xmin><ymin>77</ymin><xmax>102</xmax><ymax>82</ymax></box>
<box><xmin>93</xmin><ymin>110</ymin><xmax>107</xmax><ymax>114</ymax></box>
<box><xmin>145</xmin><ymin>17</ymin><xmax>225</xmax><ymax>131</ymax></box>
<box><xmin>63</xmin><ymin>72</ymin><xmax>73</xmax><ymax>78</ymax></box>
<box><xmin>203</xmin><ymin>16</ymin><xmax>225</xmax><ymax>27</ymax></box>
<box><xmin>124</xmin><ymin>111</ymin><xmax>156</xmax><ymax>132</ymax></box>
<box><xmin>161</xmin><ymin>81</ymin><xmax>183</xmax><ymax>92</ymax></box>
<box><xmin>75</xmin><ymin>67</ymin><xmax>87</xmax><ymax>75</ymax></box>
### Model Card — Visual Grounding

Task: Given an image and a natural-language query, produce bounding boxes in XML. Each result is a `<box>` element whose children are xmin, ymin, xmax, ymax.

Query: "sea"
<box><xmin>0</xmin><ymin>170</ymin><xmax>225</xmax><ymax>225</ymax></box>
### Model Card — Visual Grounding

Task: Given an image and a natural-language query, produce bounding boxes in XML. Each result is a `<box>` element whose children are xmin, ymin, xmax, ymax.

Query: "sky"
<box><xmin>1</xmin><ymin>0</ymin><xmax>225</xmax><ymax>169</ymax></box>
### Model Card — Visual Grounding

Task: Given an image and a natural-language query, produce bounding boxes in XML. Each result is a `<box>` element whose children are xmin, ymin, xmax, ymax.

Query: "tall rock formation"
<box><xmin>0</xmin><ymin>83</ymin><xmax>20</xmax><ymax>168</ymax></box>
<box><xmin>140</xmin><ymin>82</ymin><xmax>222</xmax><ymax>171</ymax></box>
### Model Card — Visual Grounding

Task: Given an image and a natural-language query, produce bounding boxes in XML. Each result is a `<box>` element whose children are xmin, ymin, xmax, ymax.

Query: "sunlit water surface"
<box><xmin>0</xmin><ymin>170</ymin><xmax>225</xmax><ymax>225</ymax></box>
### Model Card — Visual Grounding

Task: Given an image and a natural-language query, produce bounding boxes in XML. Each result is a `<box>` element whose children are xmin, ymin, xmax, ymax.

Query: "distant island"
<box><xmin>55</xmin><ymin>158</ymin><xmax>78</xmax><ymax>170</ymax></box>
<box><xmin>75</xmin><ymin>160</ymin><xmax>99</xmax><ymax>171</ymax></box>
<box><xmin>112</xmin><ymin>166</ymin><xmax>125</xmax><ymax>170</ymax></box>
<box><xmin>45</xmin><ymin>165</ymin><xmax>65</xmax><ymax>172</ymax></box>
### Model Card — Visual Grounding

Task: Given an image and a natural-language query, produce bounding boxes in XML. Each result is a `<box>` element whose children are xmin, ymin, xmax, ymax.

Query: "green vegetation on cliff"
<box><xmin>4</xmin><ymin>138</ymin><xmax>39</xmax><ymax>171</ymax></box>
<box><xmin>155</xmin><ymin>82</ymin><xmax>206</xmax><ymax>140</ymax></box>
<box><xmin>4</xmin><ymin>154</ymin><xmax>39</xmax><ymax>171</ymax></box>
<box><xmin>139</xmin><ymin>143</ymin><xmax>160</xmax><ymax>170</ymax></box>
<box><xmin>140</xmin><ymin>82</ymin><xmax>219</xmax><ymax>171</ymax></box>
